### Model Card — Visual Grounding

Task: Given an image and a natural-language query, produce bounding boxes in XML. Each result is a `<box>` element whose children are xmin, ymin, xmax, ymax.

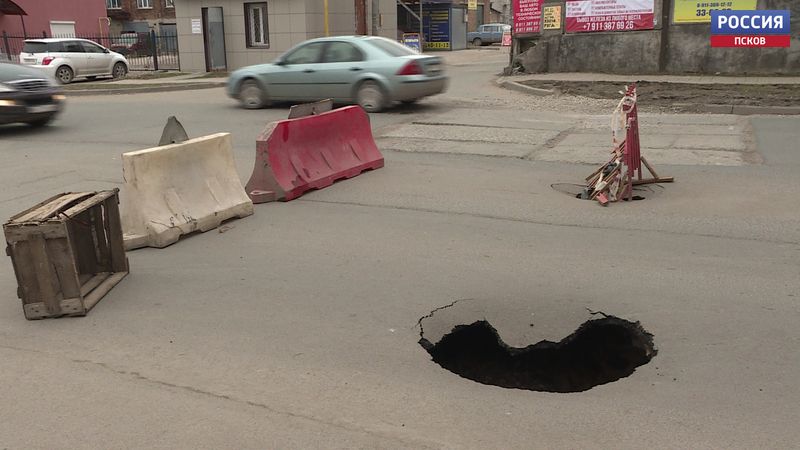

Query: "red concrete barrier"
<box><xmin>245</xmin><ymin>106</ymin><xmax>384</xmax><ymax>203</ymax></box>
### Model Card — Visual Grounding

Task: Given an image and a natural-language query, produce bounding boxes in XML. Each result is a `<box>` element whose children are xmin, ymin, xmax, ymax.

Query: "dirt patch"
<box><xmin>520</xmin><ymin>80</ymin><xmax>800</xmax><ymax>111</ymax></box>
<box><xmin>420</xmin><ymin>317</ymin><xmax>656</xmax><ymax>393</ymax></box>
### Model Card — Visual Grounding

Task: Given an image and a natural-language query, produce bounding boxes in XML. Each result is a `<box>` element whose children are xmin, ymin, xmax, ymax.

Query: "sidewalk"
<box><xmin>63</xmin><ymin>72</ymin><xmax>227</xmax><ymax>95</ymax></box>
<box><xmin>497</xmin><ymin>72</ymin><xmax>800</xmax><ymax>115</ymax></box>
<box><xmin>504</xmin><ymin>72</ymin><xmax>800</xmax><ymax>85</ymax></box>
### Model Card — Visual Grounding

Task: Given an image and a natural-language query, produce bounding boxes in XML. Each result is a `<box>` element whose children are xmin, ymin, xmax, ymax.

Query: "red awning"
<box><xmin>0</xmin><ymin>0</ymin><xmax>27</xmax><ymax>15</ymax></box>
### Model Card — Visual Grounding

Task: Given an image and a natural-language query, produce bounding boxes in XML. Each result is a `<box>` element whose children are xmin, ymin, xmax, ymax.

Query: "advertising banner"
<box><xmin>514</xmin><ymin>0</ymin><xmax>543</xmax><ymax>34</ymax></box>
<box><xmin>402</xmin><ymin>33</ymin><xmax>422</xmax><ymax>53</ymax></box>
<box><xmin>565</xmin><ymin>0</ymin><xmax>655</xmax><ymax>33</ymax></box>
<box><xmin>543</xmin><ymin>5</ymin><xmax>563</xmax><ymax>30</ymax></box>
<box><xmin>673</xmin><ymin>0</ymin><xmax>758</xmax><ymax>23</ymax></box>
<box><xmin>423</xmin><ymin>6</ymin><xmax>451</xmax><ymax>49</ymax></box>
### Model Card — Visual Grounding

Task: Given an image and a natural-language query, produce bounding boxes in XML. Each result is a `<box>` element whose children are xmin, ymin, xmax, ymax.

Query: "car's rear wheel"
<box><xmin>356</xmin><ymin>80</ymin><xmax>386</xmax><ymax>113</ymax></box>
<box><xmin>112</xmin><ymin>62</ymin><xmax>128</xmax><ymax>79</ymax></box>
<box><xmin>55</xmin><ymin>66</ymin><xmax>73</xmax><ymax>84</ymax></box>
<box><xmin>472</xmin><ymin>38</ymin><xmax>482</xmax><ymax>46</ymax></box>
<box><xmin>238</xmin><ymin>79</ymin><xmax>266</xmax><ymax>109</ymax></box>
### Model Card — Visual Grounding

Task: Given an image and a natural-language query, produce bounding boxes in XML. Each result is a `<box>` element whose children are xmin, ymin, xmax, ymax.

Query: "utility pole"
<box><xmin>324</xmin><ymin>0</ymin><xmax>330</xmax><ymax>36</ymax></box>
<box><xmin>372</xmin><ymin>0</ymin><xmax>380</xmax><ymax>35</ymax></box>
<box><xmin>420</xmin><ymin>0</ymin><xmax>423</xmax><ymax>51</ymax></box>
<box><xmin>658</xmin><ymin>0</ymin><xmax>672</xmax><ymax>72</ymax></box>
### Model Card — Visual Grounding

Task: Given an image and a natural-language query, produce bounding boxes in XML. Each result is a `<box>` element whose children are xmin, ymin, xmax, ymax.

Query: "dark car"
<box><xmin>0</xmin><ymin>61</ymin><xmax>64</xmax><ymax>127</ymax></box>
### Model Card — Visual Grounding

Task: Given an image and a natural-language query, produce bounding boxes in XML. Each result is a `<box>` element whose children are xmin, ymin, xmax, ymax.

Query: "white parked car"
<box><xmin>19</xmin><ymin>38</ymin><xmax>129</xmax><ymax>84</ymax></box>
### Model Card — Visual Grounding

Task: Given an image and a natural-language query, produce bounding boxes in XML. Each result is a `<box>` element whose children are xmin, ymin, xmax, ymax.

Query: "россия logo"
<box><xmin>710</xmin><ymin>10</ymin><xmax>791</xmax><ymax>48</ymax></box>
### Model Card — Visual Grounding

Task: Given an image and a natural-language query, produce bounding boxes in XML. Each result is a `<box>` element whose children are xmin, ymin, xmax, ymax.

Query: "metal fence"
<box><xmin>1</xmin><ymin>31</ymin><xmax>179</xmax><ymax>71</ymax></box>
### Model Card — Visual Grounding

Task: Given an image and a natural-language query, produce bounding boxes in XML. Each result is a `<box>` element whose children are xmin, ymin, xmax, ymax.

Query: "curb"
<box><xmin>673</xmin><ymin>103</ymin><xmax>800</xmax><ymax>115</ymax></box>
<box><xmin>64</xmin><ymin>81</ymin><xmax>226</xmax><ymax>96</ymax></box>
<box><xmin>498</xmin><ymin>79</ymin><xmax>555</xmax><ymax>96</ymax></box>
<box><xmin>498</xmin><ymin>79</ymin><xmax>800</xmax><ymax>115</ymax></box>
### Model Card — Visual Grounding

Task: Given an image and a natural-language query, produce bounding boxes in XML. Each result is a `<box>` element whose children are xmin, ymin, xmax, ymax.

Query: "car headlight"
<box><xmin>0</xmin><ymin>83</ymin><xmax>17</xmax><ymax>93</ymax></box>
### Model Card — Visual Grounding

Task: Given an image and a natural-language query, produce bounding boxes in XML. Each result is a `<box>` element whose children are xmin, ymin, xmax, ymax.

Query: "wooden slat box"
<box><xmin>4</xmin><ymin>190</ymin><xmax>129</xmax><ymax>319</ymax></box>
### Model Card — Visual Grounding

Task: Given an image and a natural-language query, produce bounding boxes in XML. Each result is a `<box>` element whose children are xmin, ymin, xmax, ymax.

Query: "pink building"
<box><xmin>0</xmin><ymin>0</ymin><xmax>109</xmax><ymax>37</ymax></box>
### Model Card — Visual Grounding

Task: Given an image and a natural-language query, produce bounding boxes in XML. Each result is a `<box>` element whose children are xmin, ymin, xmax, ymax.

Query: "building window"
<box><xmin>137</xmin><ymin>0</ymin><xmax>153</xmax><ymax>9</ymax></box>
<box><xmin>165</xmin><ymin>0</ymin><xmax>174</xmax><ymax>7</ymax></box>
<box><xmin>244</xmin><ymin>3</ymin><xmax>269</xmax><ymax>48</ymax></box>
<box><xmin>106</xmin><ymin>0</ymin><xmax>121</xmax><ymax>8</ymax></box>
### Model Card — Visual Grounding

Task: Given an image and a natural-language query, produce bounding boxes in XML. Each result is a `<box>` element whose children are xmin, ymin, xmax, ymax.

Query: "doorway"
<box><xmin>201</xmin><ymin>7</ymin><xmax>227</xmax><ymax>71</ymax></box>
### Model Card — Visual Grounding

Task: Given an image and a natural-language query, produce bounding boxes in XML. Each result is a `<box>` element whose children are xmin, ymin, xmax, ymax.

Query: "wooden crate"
<box><xmin>4</xmin><ymin>190</ymin><xmax>129</xmax><ymax>319</ymax></box>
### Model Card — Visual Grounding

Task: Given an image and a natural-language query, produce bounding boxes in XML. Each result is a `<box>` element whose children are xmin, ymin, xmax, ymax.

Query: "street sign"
<box><xmin>501</xmin><ymin>31</ymin><xmax>512</xmax><ymax>46</ymax></box>
<box><xmin>468</xmin><ymin>0</ymin><xmax>477</xmax><ymax>10</ymax></box>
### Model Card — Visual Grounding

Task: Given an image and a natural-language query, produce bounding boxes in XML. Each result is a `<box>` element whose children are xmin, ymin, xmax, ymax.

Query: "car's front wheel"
<box><xmin>472</xmin><ymin>38</ymin><xmax>482</xmax><ymax>46</ymax></box>
<box><xmin>356</xmin><ymin>80</ymin><xmax>386</xmax><ymax>113</ymax></box>
<box><xmin>238</xmin><ymin>79</ymin><xmax>266</xmax><ymax>109</ymax></box>
<box><xmin>26</xmin><ymin>116</ymin><xmax>55</xmax><ymax>127</ymax></box>
<box><xmin>55</xmin><ymin>66</ymin><xmax>73</xmax><ymax>84</ymax></box>
<box><xmin>112</xmin><ymin>62</ymin><xmax>128</xmax><ymax>79</ymax></box>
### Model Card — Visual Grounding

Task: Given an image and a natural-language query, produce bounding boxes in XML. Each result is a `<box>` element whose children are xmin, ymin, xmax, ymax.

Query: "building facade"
<box><xmin>0</xmin><ymin>0</ymin><xmax>109</xmax><ymax>37</ymax></box>
<box><xmin>106</xmin><ymin>0</ymin><xmax>177</xmax><ymax>34</ymax></box>
<box><xmin>174</xmin><ymin>0</ymin><xmax>397</xmax><ymax>72</ymax></box>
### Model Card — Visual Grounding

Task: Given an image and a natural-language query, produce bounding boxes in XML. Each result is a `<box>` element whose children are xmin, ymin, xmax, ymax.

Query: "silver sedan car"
<box><xmin>227</xmin><ymin>36</ymin><xmax>448</xmax><ymax>112</ymax></box>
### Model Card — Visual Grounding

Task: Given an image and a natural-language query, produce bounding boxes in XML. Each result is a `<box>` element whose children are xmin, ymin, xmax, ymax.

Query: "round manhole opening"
<box><xmin>419</xmin><ymin>316</ymin><xmax>656</xmax><ymax>393</ymax></box>
<box><xmin>551</xmin><ymin>183</ymin><xmax>664</xmax><ymax>201</ymax></box>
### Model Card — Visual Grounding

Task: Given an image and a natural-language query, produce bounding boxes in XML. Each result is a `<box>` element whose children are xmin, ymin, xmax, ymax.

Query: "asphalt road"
<box><xmin>1</xmin><ymin>50</ymin><xmax>799</xmax><ymax>449</ymax></box>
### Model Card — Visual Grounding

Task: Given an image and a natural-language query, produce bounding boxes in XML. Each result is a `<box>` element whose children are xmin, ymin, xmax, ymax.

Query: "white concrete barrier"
<box><xmin>121</xmin><ymin>133</ymin><xmax>254</xmax><ymax>250</ymax></box>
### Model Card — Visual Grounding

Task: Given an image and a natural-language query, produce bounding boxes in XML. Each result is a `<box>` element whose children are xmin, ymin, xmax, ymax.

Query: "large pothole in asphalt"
<box><xmin>419</xmin><ymin>315</ymin><xmax>656</xmax><ymax>393</ymax></box>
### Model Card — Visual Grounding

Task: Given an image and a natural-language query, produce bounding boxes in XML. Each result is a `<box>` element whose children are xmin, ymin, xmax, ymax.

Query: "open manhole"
<box><xmin>419</xmin><ymin>316</ymin><xmax>656</xmax><ymax>393</ymax></box>
<box><xmin>551</xmin><ymin>183</ymin><xmax>664</xmax><ymax>201</ymax></box>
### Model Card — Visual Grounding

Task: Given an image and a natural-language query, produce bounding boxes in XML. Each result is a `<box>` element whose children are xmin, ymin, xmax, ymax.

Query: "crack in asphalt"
<box><xmin>416</xmin><ymin>299</ymin><xmax>464</xmax><ymax>343</ymax></box>
<box><xmin>297</xmin><ymin>198</ymin><xmax>800</xmax><ymax>246</ymax></box>
<box><xmin>0</xmin><ymin>343</ymin><xmax>438</xmax><ymax>449</ymax></box>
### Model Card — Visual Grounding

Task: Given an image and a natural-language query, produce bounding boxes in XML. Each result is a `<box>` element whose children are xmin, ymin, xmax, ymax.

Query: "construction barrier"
<box><xmin>121</xmin><ymin>133</ymin><xmax>254</xmax><ymax>249</ymax></box>
<box><xmin>582</xmin><ymin>83</ymin><xmax>673</xmax><ymax>206</ymax></box>
<box><xmin>245</xmin><ymin>105</ymin><xmax>384</xmax><ymax>203</ymax></box>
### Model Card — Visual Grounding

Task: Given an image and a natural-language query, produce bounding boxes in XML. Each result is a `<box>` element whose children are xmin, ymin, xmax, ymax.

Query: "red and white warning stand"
<box><xmin>583</xmin><ymin>83</ymin><xmax>673</xmax><ymax>206</ymax></box>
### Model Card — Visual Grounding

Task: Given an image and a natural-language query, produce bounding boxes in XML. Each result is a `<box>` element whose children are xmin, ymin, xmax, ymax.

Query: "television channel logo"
<box><xmin>710</xmin><ymin>10</ymin><xmax>791</xmax><ymax>48</ymax></box>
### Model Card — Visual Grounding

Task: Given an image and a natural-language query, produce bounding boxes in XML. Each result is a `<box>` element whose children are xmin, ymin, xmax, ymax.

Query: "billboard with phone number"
<box><xmin>673</xmin><ymin>0</ymin><xmax>758</xmax><ymax>23</ymax></box>
<box><xmin>423</xmin><ymin>6</ymin><xmax>451</xmax><ymax>49</ymax></box>
<box><xmin>565</xmin><ymin>0</ymin><xmax>654</xmax><ymax>33</ymax></box>
<box><xmin>514</xmin><ymin>0</ymin><xmax>543</xmax><ymax>34</ymax></box>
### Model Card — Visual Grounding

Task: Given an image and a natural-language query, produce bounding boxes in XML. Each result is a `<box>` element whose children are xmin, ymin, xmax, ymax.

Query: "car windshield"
<box><xmin>22</xmin><ymin>42</ymin><xmax>48</xmax><ymax>53</ymax></box>
<box><xmin>364</xmin><ymin>38</ymin><xmax>416</xmax><ymax>57</ymax></box>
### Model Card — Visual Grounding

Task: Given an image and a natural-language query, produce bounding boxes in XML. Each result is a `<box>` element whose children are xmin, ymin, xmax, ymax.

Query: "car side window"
<box><xmin>63</xmin><ymin>41</ymin><xmax>85</xmax><ymax>53</ymax></box>
<box><xmin>282</xmin><ymin>42</ymin><xmax>326</xmax><ymax>65</ymax></box>
<box><xmin>80</xmin><ymin>42</ymin><xmax>105</xmax><ymax>53</ymax></box>
<box><xmin>323</xmin><ymin>42</ymin><xmax>364</xmax><ymax>63</ymax></box>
